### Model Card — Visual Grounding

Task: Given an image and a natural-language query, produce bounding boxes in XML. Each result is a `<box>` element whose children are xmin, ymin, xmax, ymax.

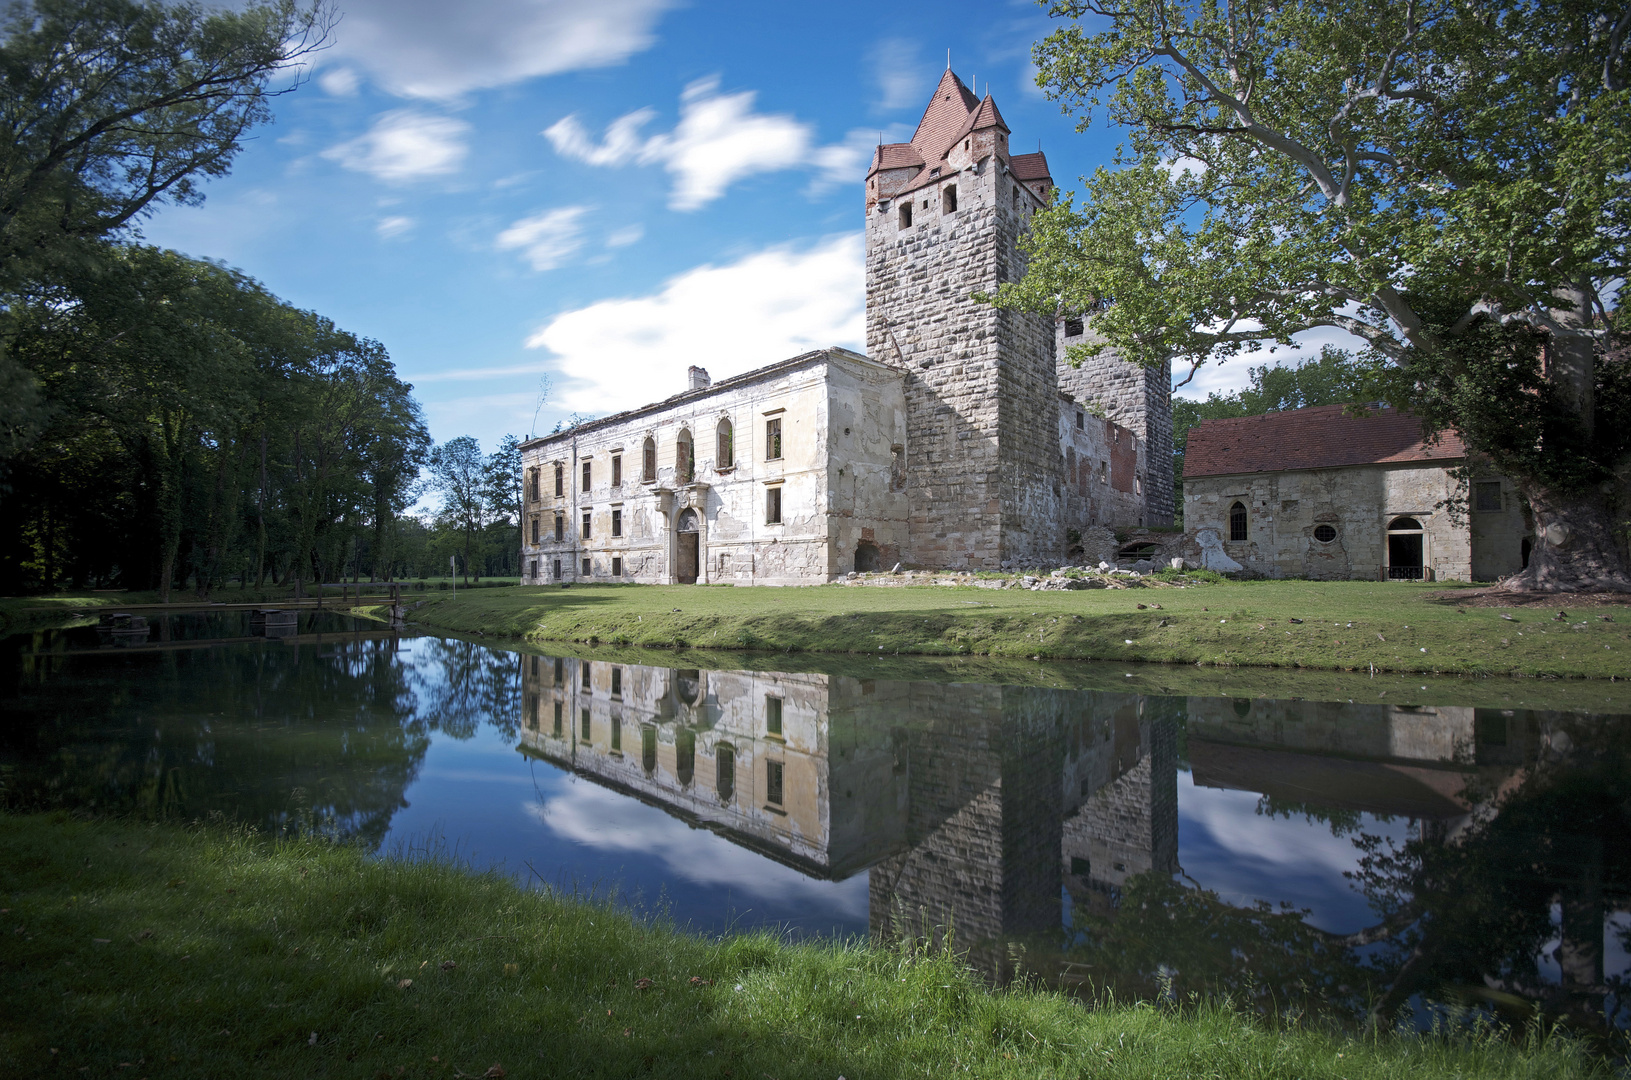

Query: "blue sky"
<box><xmin>140</xmin><ymin>0</ymin><xmax>1346</xmax><ymax>454</ymax></box>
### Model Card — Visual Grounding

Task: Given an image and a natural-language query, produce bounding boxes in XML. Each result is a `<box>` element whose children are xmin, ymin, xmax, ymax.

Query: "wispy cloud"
<box><xmin>545</xmin><ymin>78</ymin><xmax>863</xmax><ymax>210</ymax></box>
<box><xmin>606</xmin><ymin>224</ymin><xmax>644</xmax><ymax>248</ymax></box>
<box><xmin>316</xmin><ymin>0</ymin><xmax>678</xmax><ymax>100</ymax></box>
<box><xmin>524</xmin><ymin>234</ymin><xmax>864</xmax><ymax>411</ymax></box>
<box><xmin>868</xmin><ymin>38</ymin><xmax>931</xmax><ymax>111</ymax></box>
<box><xmin>495</xmin><ymin>206</ymin><xmax>592</xmax><ymax>271</ymax></box>
<box><xmin>376</xmin><ymin>215</ymin><xmax>416</xmax><ymax>239</ymax></box>
<box><xmin>323</xmin><ymin>110</ymin><xmax>471</xmax><ymax>183</ymax></box>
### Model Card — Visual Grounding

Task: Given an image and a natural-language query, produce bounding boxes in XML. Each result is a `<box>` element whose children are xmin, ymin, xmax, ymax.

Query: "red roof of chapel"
<box><xmin>1184</xmin><ymin>404</ymin><xmax>1467</xmax><ymax>478</ymax></box>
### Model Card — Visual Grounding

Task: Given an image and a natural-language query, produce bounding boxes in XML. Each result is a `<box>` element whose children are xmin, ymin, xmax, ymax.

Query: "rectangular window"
<box><xmin>582</xmin><ymin>557</ymin><xmax>592</xmax><ymax>577</ymax></box>
<box><xmin>898</xmin><ymin>201</ymin><xmax>912</xmax><ymax>228</ymax></box>
<box><xmin>610</xmin><ymin>717</ymin><xmax>621</xmax><ymax>752</ymax></box>
<box><xmin>1064</xmin><ymin>318</ymin><xmax>1084</xmax><ymax>337</ymax></box>
<box><xmin>528</xmin><ymin>557</ymin><xmax>537</xmax><ymax>580</ymax></box>
<box><xmin>530</xmin><ymin>516</ymin><xmax>540</xmax><ymax>545</ymax></box>
<box><xmin>765</xmin><ymin>485</ymin><xmax>782</xmax><ymax>525</ymax></box>
<box><xmin>611</xmin><ymin>666</ymin><xmax>621</xmax><ymax>697</ymax></box>
<box><xmin>554</xmin><ymin>513</ymin><xmax>564</xmax><ymax>542</ymax></box>
<box><xmin>611</xmin><ymin>556</ymin><xmax>622</xmax><ymax>577</ymax></box>
<box><xmin>553</xmin><ymin>657</ymin><xmax>563</xmax><ymax>685</ymax></box>
<box><xmin>554</xmin><ymin>462</ymin><xmax>564</xmax><ymax>497</ymax></box>
<box><xmin>1474</xmin><ymin>481</ymin><xmax>1503</xmax><ymax>512</ymax></box>
<box><xmin>582</xmin><ymin>460</ymin><xmax>592</xmax><ymax>492</ymax></box>
<box><xmin>765</xmin><ymin>695</ymin><xmax>783</xmax><ymax>737</ymax></box>
<box><xmin>581</xmin><ymin>512</ymin><xmax>591</xmax><ymax>539</ymax></box>
<box><xmin>552</xmin><ymin>558</ymin><xmax>561</xmax><ymax>580</ymax></box>
<box><xmin>553</xmin><ymin>701</ymin><xmax>562</xmax><ymax>736</ymax></box>
<box><xmin>611</xmin><ymin>455</ymin><xmax>622</xmax><ymax>487</ymax></box>
<box><xmin>580</xmin><ymin>708</ymin><xmax>590</xmax><ymax>741</ymax></box>
<box><xmin>942</xmin><ymin>183</ymin><xmax>957</xmax><ymax>213</ymax></box>
<box><xmin>765</xmin><ymin>417</ymin><xmax>782</xmax><ymax>460</ymax></box>
<box><xmin>1076</xmin><ymin>411</ymin><xmax>1084</xmax><ymax>430</ymax></box>
<box><xmin>527</xmin><ymin>468</ymin><xmax>538</xmax><ymax>502</ymax></box>
<box><xmin>581</xmin><ymin>661</ymin><xmax>591</xmax><ymax>689</ymax></box>
<box><xmin>766</xmin><ymin>760</ymin><xmax>784</xmax><ymax>806</ymax></box>
<box><xmin>611</xmin><ymin>508</ymin><xmax>622</xmax><ymax>537</ymax></box>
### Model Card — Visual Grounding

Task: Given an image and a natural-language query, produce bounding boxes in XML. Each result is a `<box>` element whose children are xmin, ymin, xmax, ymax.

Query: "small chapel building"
<box><xmin>1182</xmin><ymin>404</ymin><xmax>1529</xmax><ymax>582</ymax></box>
<box><xmin>517</xmin><ymin>70</ymin><xmax>1173</xmax><ymax>585</ymax></box>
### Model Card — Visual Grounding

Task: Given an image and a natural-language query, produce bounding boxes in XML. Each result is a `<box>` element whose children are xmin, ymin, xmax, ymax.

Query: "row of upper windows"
<box><xmin>526</xmin><ymin>418</ymin><xmax>785</xmax><ymax>501</ymax></box>
<box><xmin>526</xmin><ymin>485</ymin><xmax>785</xmax><ymax>547</ymax></box>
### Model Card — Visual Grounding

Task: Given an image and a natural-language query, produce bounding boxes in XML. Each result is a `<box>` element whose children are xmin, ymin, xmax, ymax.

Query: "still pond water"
<box><xmin>4</xmin><ymin>611</ymin><xmax>1629</xmax><ymax>1032</ymax></box>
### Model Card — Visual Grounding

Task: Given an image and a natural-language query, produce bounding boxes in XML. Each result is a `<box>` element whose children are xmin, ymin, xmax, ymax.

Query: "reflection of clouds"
<box><xmin>1179</xmin><ymin>772</ymin><xmax>1410</xmax><ymax>931</ymax></box>
<box><xmin>530</xmin><ymin>780</ymin><xmax>868</xmax><ymax>917</ymax></box>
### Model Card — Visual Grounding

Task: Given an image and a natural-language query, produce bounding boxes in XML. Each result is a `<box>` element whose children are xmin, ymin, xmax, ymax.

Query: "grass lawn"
<box><xmin>395</xmin><ymin>578</ymin><xmax>1631</xmax><ymax>681</ymax></box>
<box><xmin>2</xmin><ymin>813</ymin><xmax>1607</xmax><ymax>1080</ymax></box>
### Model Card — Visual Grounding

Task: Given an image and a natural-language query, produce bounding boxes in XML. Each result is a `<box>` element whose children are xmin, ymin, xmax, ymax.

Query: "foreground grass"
<box><xmin>1</xmin><ymin>814</ymin><xmax>1606</xmax><ymax>1079</ymax></box>
<box><xmin>399</xmin><ymin>578</ymin><xmax>1631</xmax><ymax>680</ymax></box>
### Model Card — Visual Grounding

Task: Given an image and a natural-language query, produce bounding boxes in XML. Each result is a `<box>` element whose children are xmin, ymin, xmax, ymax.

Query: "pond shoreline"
<box><xmin>3</xmin><ymin>812</ymin><xmax>1606</xmax><ymax>1079</ymax></box>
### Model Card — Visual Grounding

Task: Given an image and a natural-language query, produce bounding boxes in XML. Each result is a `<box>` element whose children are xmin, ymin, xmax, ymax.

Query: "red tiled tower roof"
<box><xmin>910</xmin><ymin>69</ymin><xmax>981</xmax><ymax>159</ymax></box>
<box><xmin>1184</xmin><ymin>404</ymin><xmax>1467</xmax><ymax>478</ymax></box>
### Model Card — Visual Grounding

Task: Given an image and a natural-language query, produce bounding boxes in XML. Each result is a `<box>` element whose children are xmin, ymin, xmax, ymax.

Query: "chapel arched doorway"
<box><xmin>676</xmin><ymin>508</ymin><xmax>700</xmax><ymax>584</ymax></box>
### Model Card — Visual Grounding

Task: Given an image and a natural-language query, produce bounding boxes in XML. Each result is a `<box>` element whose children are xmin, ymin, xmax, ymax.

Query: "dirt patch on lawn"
<box><xmin>1431</xmin><ymin>588</ymin><xmax>1631</xmax><ymax>610</ymax></box>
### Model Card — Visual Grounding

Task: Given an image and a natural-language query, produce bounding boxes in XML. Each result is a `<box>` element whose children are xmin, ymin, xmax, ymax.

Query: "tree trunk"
<box><xmin>1499</xmin><ymin>480</ymin><xmax>1631</xmax><ymax>593</ymax></box>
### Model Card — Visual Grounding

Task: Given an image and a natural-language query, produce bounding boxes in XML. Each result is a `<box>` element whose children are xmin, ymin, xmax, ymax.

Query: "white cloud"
<box><xmin>317</xmin><ymin>67</ymin><xmax>360</xmax><ymax>96</ymax></box>
<box><xmin>319</xmin><ymin>0</ymin><xmax>676</xmax><ymax>100</ymax></box>
<box><xmin>545</xmin><ymin>78</ymin><xmax>862</xmax><ymax>210</ymax></box>
<box><xmin>496</xmin><ymin>206</ymin><xmax>592</xmax><ymax>271</ymax></box>
<box><xmin>606</xmin><ymin>224</ymin><xmax>644</xmax><ymax>248</ymax></box>
<box><xmin>868</xmin><ymin>38</ymin><xmax>931</xmax><ymax>111</ymax></box>
<box><xmin>376</xmin><ymin>215</ymin><xmax>415</xmax><ymax>239</ymax></box>
<box><xmin>322</xmin><ymin>110</ymin><xmax>470</xmax><ymax>182</ymax></box>
<box><xmin>1172</xmin><ymin>324</ymin><xmax>1374</xmax><ymax>401</ymax></box>
<box><xmin>524</xmin><ymin>234</ymin><xmax>865</xmax><ymax>411</ymax></box>
<box><xmin>808</xmin><ymin>128</ymin><xmax>886</xmax><ymax>195</ymax></box>
<box><xmin>532</xmin><ymin>782</ymin><xmax>870</xmax><ymax>915</ymax></box>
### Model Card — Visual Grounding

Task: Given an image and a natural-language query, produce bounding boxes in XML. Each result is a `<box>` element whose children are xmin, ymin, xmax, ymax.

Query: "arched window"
<box><xmin>641</xmin><ymin>725</ymin><xmax>657</xmax><ymax>774</ymax></box>
<box><xmin>676</xmin><ymin>429</ymin><xmax>694</xmax><ymax>483</ymax></box>
<box><xmin>676</xmin><ymin>728</ymin><xmax>695</xmax><ymax>787</ymax></box>
<box><xmin>716</xmin><ymin>418</ymin><xmax>734</xmax><ymax>469</ymax></box>
<box><xmin>1388</xmin><ymin>516</ymin><xmax>1422</xmax><ymax>531</ymax></box>
<box><xmin>642</xmin><ymin>437</ymin><xmax>656</xmax><ymax>482</ymax></box>
<box><xmin>1229</xmin><ymin>501</ymin><xmax>1248</xmax><ymax>542</ymax></box>
<box><xmin>716</xmin><ymin>743</ymin><xmax>735</xmax><ymax>803</ymax></box>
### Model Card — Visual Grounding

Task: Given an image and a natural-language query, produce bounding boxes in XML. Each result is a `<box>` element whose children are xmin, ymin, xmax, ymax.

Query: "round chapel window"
<box><xmin>1314</xmin><ymin>524</ymin><xmax>1337</xmax><ymax>543</ymax></box>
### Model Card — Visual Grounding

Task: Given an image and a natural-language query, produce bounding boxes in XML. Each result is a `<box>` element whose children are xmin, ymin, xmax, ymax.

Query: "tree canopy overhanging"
<box><xmin>997</xmin><ymin>0</ymin><xmax>1631</xmax><ymax>591</ymax></box>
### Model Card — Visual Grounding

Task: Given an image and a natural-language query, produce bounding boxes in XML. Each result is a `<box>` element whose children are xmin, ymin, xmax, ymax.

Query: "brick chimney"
<box><xmin>688</xmin><ymin>365</ymin><xmax>711</xmax><ymax>390</ymax></box>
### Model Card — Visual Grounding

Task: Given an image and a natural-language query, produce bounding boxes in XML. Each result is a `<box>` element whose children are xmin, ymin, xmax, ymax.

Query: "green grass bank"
<box><xmin>2</xmin><ymin>814</ymin><xmax>1609</xmax><ymax>1080</ymax></box>
<box><xmin>396</xmin><ymin>578</ymin><xmax>1631</xmax><ymax>681</ymax></box>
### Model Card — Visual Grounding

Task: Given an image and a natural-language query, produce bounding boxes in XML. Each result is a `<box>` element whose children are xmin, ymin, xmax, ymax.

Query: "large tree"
<box><xmin>1000</xmin><ymin>0</ymin><xmax>1631</xmax><ymax>591</ymax></box>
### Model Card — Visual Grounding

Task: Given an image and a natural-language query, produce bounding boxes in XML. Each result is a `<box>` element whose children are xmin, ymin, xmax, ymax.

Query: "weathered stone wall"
<box><xmin>867</xmin><ymin>157</ymin><xmax>1064</xmax><ymax>569</ymax></box>
<box><xmin>1186</xmin><ymin>696</ymin><xmax>1476</xmax><ymax>763</ymax></box>
<box><xmin>519</xmin><ymin>349</ymin><xmax>901</xmax><ymax>586</ymax></box>
<box><xmin>1182</xmin><ymin>461</ymin><xmax>1526</xmax><ymax>581</ymax></box>
<box><xmin>825</xmin><ymin>362</ymin><xmax>910</xmax><ymax>574</ymax></box>
<box><xmin>1057</xmin><ymin>324</ymin><xmax>1174</xmax><ymax>525</ymax></box>
<box><xmin>1057</xmin><ymin>398</ymin><xmax>1149</xmax><ymax>535</ymax></box>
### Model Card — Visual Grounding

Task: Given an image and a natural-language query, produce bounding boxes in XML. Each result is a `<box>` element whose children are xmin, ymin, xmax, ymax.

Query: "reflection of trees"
<box><xmin>1349</xmin><ymin>715</ymin><xmax>1631</xmax><ymax>1034</ymax></box>
<box><xmin>1</xmin><ymin>633</ymin><xmax>429</xmax><ymax>848</ymax></box>
<box><xmin>409</xmin><ymin>638</ymin><xmax>521</xmax><ymax>740</ymax></box>
<box><xmin>1054</xmin><ymin>712</ymin><xmax>1631</xmax><ymax>1039</ymax></box>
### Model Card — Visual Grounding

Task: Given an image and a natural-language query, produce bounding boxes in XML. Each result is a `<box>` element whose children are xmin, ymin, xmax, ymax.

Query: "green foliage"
<box><xmin>1</xmin><ymin>244</ymin><xmax>429</xmax><ymax>594</ymax></box>
<box><xmin>0</xmin><ymin>0</ymin><xmax>328</xmax><ymax>286</ymax></box>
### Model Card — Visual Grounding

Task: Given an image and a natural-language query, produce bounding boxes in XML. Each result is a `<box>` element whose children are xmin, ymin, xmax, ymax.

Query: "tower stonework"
<box><xmin>1057</xmin><ymin>328</ymin><xmax>1175</xmax><ymax>526</ymax></box>
<box><xmin>866</xmin><ymin>71</ymin><xmax>1065</xmax><ymax>569</ymax></box>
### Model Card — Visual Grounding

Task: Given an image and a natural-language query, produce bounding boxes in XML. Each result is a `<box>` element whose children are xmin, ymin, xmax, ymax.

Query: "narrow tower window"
<box><xmin>899</xmin><ymin>201</ymin><xmax>912</xmax><ymax>228</ymax></box>
<box><xmin>943</xmin><ymin>183</ymin><xmax>957</xmax><ymax>213</ymax></box>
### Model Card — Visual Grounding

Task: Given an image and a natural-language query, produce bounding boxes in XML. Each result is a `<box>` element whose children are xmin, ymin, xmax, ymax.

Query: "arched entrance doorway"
<box><xmin>1386</xmin><ymin>516</ymin><xmax>1425</xmax><ymax>580</ymax></box>
<box><xmin>676</xmin><ymin>508</ymin><xmax>700</xmax><ymax>584</ymax></box>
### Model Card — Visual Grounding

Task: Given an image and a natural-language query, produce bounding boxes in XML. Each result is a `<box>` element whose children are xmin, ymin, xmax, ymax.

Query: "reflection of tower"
<box><xmin>1062</xmin><ymin>696</ymin><xmax>1180</xmax><ymax>908</ymax></box>
<box><xmin>867</xmin><ymin>685</ymin><xmax>1073</xmax><ymax>977</ymax></box>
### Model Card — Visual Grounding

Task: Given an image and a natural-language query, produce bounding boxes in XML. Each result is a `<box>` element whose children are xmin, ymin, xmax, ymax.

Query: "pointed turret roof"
<box><xmin>909</xmin><ymin>69</ymin><xmax>981</xmax><ymax>160</ymax></box>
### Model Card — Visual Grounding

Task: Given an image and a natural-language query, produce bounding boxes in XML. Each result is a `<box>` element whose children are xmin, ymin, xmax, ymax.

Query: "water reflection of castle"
<box><xmin>517</xmin><ymin>657</ymin><xmax>1537</xmax><ymax>966</ymax></box>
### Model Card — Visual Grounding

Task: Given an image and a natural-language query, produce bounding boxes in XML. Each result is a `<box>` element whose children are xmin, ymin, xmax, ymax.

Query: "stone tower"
<box><xmin>1057</xmin><ymin>325</ymin><xmax>1175</xmax><ymax>525</ymax></box>
<box><xmin>865</xmin><ymin>70</ymin><xmax>1064</xmax><ymax>569</ymax></box>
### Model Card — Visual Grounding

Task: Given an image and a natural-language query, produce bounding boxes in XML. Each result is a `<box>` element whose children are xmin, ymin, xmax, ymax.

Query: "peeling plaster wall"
<box><xmin>1181</xmin><ymin>462</ymin><xmax>1526</xmax><ymax>581</ymax></box>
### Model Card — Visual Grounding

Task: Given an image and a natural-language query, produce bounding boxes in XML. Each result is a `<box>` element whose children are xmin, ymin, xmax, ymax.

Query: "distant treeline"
<box><xmin>0</xmin><ymin>0</ymin><xmax>524</xmax><ymax>597</ymax></box>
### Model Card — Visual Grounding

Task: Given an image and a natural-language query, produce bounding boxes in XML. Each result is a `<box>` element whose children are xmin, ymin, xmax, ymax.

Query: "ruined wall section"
<box><xmin>1057</xmin><ymin>325</ymin><xmax>1174</xmax><ymax>526</ymax></box>
<box><xmin>866</xmin><ymin>160</ymin><xmax>1064</xmax><ymax>569</ymax></box>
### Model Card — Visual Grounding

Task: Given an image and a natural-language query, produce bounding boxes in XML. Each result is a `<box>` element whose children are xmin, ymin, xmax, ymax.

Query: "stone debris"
<box><xmin>838</xmin><ymin>564</ymin><xmax>1204</xmax><ymax>590</ymax></box>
